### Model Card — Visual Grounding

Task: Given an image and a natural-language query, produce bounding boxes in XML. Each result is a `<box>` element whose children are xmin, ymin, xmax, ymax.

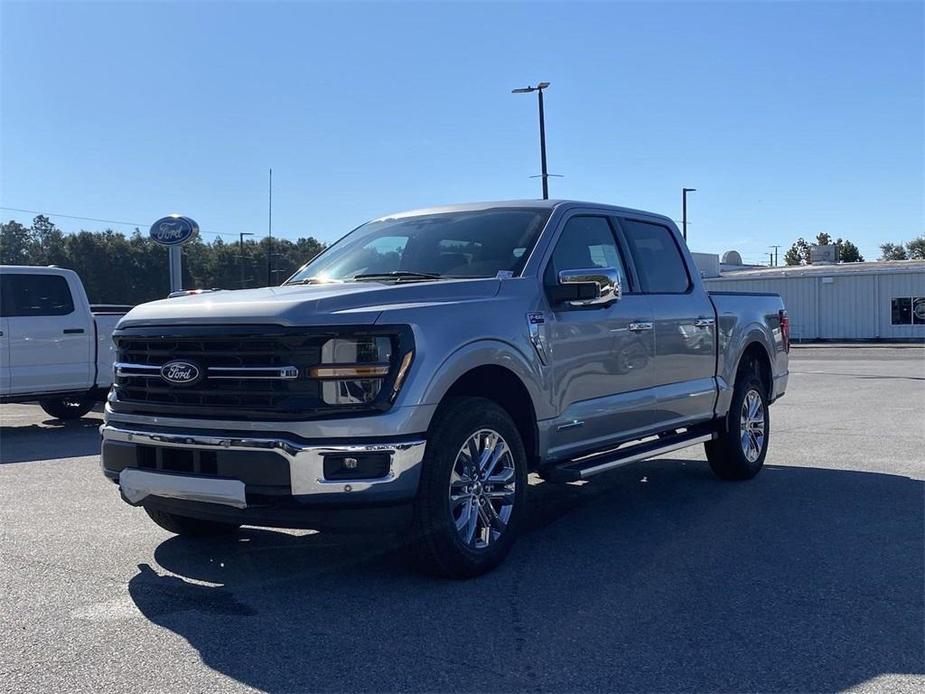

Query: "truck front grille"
<box><xmin>110</xmin><ymin>325</ymin><xmax>405</xmax><ymax>420</ymax></box>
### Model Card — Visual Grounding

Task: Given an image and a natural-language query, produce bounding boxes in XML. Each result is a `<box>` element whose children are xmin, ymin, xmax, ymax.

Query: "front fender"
<box><xmin>417</xmin><ymin>338</ymin><xmax>551</xmax><ymax>419</ymax></box>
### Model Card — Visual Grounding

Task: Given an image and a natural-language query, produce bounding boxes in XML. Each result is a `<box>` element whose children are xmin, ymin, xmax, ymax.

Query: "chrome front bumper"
<box><xmin>100</xmin><ymin>424</ymin><xmax>427</xmax><ymax>502</ymax></box>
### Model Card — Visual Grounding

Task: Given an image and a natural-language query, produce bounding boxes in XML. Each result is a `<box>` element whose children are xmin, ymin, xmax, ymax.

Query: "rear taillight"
<box><xmin>779</xmin><ymin>310</ymin><xmax>790</xmax><ymax>352</ymax></box>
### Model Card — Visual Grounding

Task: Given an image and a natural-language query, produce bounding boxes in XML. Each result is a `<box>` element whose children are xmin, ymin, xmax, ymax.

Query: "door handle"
<box><xmin>63</xmin><ymin>328</ymin><xmax>85</xmax><ymax>334</ymax></box>
<box><xmin>628</xmin><ymin>322</ymin><xmax>653</xmax><ymax>332</ymax></box>
<box><xmin>694</xmin><ymin>317</ymin><xmax>715</xmax><ymax>328</ymax></box>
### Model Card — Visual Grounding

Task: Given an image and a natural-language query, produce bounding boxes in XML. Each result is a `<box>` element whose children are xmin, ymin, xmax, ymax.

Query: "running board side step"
<box><xmin>541</xmin><ymin>429</ymin><xmax>717</xmax><ymax>482</ymax></box>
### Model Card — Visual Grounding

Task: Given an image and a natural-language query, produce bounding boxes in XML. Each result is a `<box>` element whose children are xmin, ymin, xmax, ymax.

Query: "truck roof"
<box><xmin>0</xmin><ymin>265</ymin><xmax>78</xmax><ymax>276</ymax></box>
<box><xmin>374</xmin><ymin>199</ymin><xmax>676</xmax><ymax>226</ymax></box>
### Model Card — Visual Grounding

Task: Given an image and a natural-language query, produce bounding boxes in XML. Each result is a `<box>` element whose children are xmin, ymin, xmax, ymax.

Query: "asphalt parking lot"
<box><xmin>1</xmin><ymin>345</ymin><xmax>923</xmax><ymax>693</ymax></box>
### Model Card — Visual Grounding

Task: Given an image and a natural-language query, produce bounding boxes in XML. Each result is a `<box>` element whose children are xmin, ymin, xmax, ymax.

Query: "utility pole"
<box><xmin>770</xmin><ymin>245</ymin><xmax>780</xmax><ymax>267</ymax></box>
<box><xmin>239</xmin><ymin>232</ymin><xmax>254</xmax><ymax>288</ymax></box>
<box><xmin>682</xmin><ymin>187</ymin><xmax>696</xmax><ymax>241</ymax></box>
<box><xmin>768</xmin><ymin>252</ymin><xmax>774</xmax><ymax>266</ymax></box>
<box><xmin>512</xmin><ymin>82</ymin><xmax>551</xmax><ymax>199</ymax></box>
<box><xmin>266</xmin><ymin>168</ymin><xmax>273</xmax><ymax>286</ymax></box>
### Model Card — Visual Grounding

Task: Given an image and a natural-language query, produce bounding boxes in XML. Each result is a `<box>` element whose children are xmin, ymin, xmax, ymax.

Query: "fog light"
<box><xmin>320</xmin><ymin>378</ymin><xmax>383</xmax><ymax>405</ymax></box>
<box><xmin>323</xmin><ymin>453</ymin><xmax>391</xmax><ymax>480</ymax></box>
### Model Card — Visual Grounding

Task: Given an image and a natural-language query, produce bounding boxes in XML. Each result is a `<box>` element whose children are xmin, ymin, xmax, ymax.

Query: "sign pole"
<box><xmin>169</xmin><ymin>246</ymin><xmax>183</xmax><ymax>293</ymax></box>
<box><xmin>150</xmin><ymin>214</ymin><xmax>199</xmax><ymax>296</ymax></box>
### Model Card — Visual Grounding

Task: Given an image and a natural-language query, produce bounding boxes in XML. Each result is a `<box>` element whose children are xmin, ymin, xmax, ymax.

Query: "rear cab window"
<box><xmin>618</xmin><ymin>218</ymin><xmax>691</xmax><ymax>293</ymax></box>
<box><xmin>0</xmin><ymin>273</ymin><xmax>76</xmax><ymax>317</ymax></box>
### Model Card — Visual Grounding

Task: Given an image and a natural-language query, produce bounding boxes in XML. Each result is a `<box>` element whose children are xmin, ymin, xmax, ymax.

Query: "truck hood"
<box><xmin>117</xmin><ymin>279</ymin><xmax>502</xmax><ymax>327</ymax></box>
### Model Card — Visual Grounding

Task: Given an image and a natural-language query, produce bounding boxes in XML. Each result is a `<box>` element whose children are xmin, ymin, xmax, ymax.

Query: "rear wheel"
<box><xmin>39</xmin><ymin>396</ymin><xmax>95</xmax><ymax>420</ymax></box>
<box><xmin>408</xmin><ymin>397</ymin><xmax>527</xmax><ymax>579</ymax></box>
<box><xmin>705</xmin><ymin>370</ymin><xmax>769</xmax><ymax>480</ymax></box>
<box><xmin>143</xmin><ymin>506</ymin><xmax>240</xmax><ymax>537</ymax></box>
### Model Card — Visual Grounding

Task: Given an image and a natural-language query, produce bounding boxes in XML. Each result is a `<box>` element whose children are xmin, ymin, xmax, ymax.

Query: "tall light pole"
<box><xmin>512</xmin><ymin>82</ymin><xmax>551</xmax><ymax>199</ymax></box>
<box><xmin>239</xmin><ymin>232</ymin><xmax>254</xmax><ymax>288</ymax></box>
<box><xmin>266</xmin><ymin>168</ymin><xmax>273</xmax><ymax>286</ymax></box>
<box><xmin>682</xmin><ymin>187</ymin><xmax>696</xmax><ymax>241</ymax></box>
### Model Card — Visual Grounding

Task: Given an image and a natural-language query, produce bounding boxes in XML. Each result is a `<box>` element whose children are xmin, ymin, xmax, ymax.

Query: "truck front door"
<box><xmin>1</xmin><ymin>272</ymin><xmax>94</xmax><ymax>395</ymax></box>
<box><xmin>543</xmin><ymin>213</ymin><xmax>657</xmax><ymax>461</ymax></box>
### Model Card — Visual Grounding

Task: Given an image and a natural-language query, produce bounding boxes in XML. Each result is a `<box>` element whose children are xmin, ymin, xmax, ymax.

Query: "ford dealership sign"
<box><xmin>149</xmin><ymin>215</ymin><xmax>199</xmax><ymax>246</ymax></box>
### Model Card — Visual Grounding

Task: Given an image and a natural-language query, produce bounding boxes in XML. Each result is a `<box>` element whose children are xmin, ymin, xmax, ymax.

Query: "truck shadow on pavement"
<box><xmin>128</xmin><ymin>460</ymin><xmax>924</xmax><ymax>693</ymax></box>
<box><xmin>0</xmin><ymin>414</ymin><xmax>103</xmax><ymax>464</ymax></box>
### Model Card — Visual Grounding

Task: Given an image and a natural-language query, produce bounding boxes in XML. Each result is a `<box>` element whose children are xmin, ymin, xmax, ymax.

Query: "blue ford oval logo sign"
<box><xmin>160</xmin><ymin>360</ymin><xmax>202</xmax><ymax>386</ymax></box>
<box><xmin>149</xmin><ymin>215</ymin><xmax>198</xmax><ymax>246</ymax></box>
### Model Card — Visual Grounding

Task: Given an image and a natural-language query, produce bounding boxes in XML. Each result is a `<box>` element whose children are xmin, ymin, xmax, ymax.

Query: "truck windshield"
<box><xmin>285</xmin><ymin>207</ymin><xmax>551</xmax><ymax>283</ymax></box>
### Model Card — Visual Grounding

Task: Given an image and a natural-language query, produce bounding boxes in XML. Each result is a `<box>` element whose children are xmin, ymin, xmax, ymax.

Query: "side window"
<box><xmin>0</xmin><ymin>274</ymin><xmax>75</xmax><ymax>317</ymax></box>
<box><xmin>546</xmin><ymin>216</ymin><xmax>627</xmax><ymax>286</ymax></box>
<box><xmin>620</xmin><ymin>219</ymin><xmax>691</xmax><ymax>293</ymax></box>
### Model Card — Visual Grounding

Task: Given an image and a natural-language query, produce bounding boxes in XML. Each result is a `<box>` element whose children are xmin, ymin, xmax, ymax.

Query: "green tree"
<box><xmin>0</xmin><ymin>220</ymin><xmax>34</xmax><ymax>264</ymax></box>
<box><xmin>880</xmin><ymin>242</ymin><xmax>908</xmax><ymax>261</ymax></box>
<box><xmin>905</xmin><ymin>235</ymin><xmax>925</xmax><ymax>259</ymax></box>
<box><xmin>0</xmin><ymin>221</ymin><xmax>325</xmax><ymax>304</ymax></box>
<box><xmin>785</xmin><ymin>233</ymin><xmax>864</xmax><ymax>264</ymax></box>
<box><xmin>784</xmin><ymin>237</ymin><xmax>811</xmax><ymax>265</ymax></box>
<box><xmin>31</xmin><ymin>216</ymin><xmax>69</xmax><ymax>266</ymax></box>
<box><xmin>835</xmin><ymin>238</ymin><xmax>864</xmax><ymax>263</ymax></box>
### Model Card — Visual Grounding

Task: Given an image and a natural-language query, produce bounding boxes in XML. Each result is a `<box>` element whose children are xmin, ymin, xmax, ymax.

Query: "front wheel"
<box><xmin>39</xmin><ymin>396</ymin><xmax>96</xmax><ymax>420</ymax></box>
<box><xmin>408</xmin><ymin>397</ymin><xmax>528</xmax><ymax>579</ymax></box>
<box><xmin>705</xmin><ymin>372</ymin><xmax>769</xmax><ymax>480</ymax></box>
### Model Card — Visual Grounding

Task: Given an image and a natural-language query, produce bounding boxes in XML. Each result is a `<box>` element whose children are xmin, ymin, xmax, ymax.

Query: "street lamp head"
<box><xmin>512</xmin><ymin>82</ymin><xmax>550</xmax><ymax>94</ymax></box>
<box><xmin>683</xmin><ymin>187</ymin><xmax>697</xmax><ymax>193</ymax></box>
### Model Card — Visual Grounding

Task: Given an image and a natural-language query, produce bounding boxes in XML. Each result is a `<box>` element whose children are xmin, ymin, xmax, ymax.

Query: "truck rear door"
<box><xmin>1</xmin><ymin>272</ymin><xmax>94</xmax><ymax>395</ymax></box>
<box><xmin>617</xmin><ymin>217</ymin><xmax>717</xmax><ymax>427</ymax></box>
<box><xmin>0</xmin><ymin>316</ymin><xmax>9</xmax><ymax>394</ymax></box>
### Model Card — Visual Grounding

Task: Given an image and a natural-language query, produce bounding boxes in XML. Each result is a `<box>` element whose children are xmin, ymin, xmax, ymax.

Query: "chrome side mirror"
<box><xmin>556</xmin><ymin>267</ymin><xmax>622</xmax><ymax>307</ymax></box>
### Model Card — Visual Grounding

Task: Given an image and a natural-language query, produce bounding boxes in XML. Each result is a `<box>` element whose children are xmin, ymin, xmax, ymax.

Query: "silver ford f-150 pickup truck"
<box><xmin>101</xmin><ymin>199</ymin><xmax>789</xmax><ymax>577</ymax></box>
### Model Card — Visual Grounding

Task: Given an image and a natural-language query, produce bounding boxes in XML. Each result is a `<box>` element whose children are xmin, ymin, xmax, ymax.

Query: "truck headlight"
<box><xmin>309</xmin><ymin>336</ymin><xmax>396</xmax><ymax>405</ymax></box>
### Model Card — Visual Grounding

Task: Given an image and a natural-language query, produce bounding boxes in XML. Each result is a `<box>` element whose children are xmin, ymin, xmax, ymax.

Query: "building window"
<box><xmin>891</xmin><ymin>297</ymin><xmax>925</xmax><ymax>325</ymax></box>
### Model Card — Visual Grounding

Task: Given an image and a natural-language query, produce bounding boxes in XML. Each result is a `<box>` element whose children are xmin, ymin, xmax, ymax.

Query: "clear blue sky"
<box><xmin>2</xmin><ymin>1</ymin><xmax>922</xmax><ymax>264</ymax></box>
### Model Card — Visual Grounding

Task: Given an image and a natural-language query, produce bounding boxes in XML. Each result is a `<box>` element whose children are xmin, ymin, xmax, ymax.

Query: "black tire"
<box><xmin>705</xmin><ymin>369</ymin><xmax>769</xmax><ymax>480</ymax></box>
<box><xmin>143</xmin><ymin>506</ymin><xmax>240</xmax><ymax>537</ymax></box>
<box><xmin>39</xmin><ymin>396</ymin><xmax>95</xmax><ymax>420</ymax></box>
<box><xmin>408</xmin><ymin>397</ymin><xmax>528</xmax><ymax>579</ymax></box>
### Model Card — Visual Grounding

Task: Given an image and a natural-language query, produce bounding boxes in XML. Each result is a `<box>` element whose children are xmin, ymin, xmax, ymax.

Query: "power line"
<box><xmin>1</xmin><ymin>207</ymin><xmax>145</xmax><ymax>228</ymax></box>
<box><xmin>0</xmin><ymin>206</ymin><xmax>240</xmax><ymax>237</ymax></box>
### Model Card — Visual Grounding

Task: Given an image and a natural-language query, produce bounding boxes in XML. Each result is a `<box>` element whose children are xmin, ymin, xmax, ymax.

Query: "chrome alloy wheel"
<box><xmin>449</xmin><ymin>429</ymin><xmax>516</xmax><ymax>549</ymax></box>
<box><xmin>740</xmin><ymin>389</ymin><xmax>766</xmax><ymax>463</ymax></box>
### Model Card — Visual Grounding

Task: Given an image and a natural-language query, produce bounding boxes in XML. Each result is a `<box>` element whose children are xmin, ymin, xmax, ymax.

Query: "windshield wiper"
<box><xmin>283</xmin><ymin>277</ymin><xmax>341</xmax><ymax>286</ymax></box>
<box><xmin>353</xmin><ymin>271</ymin><xmax>443</xmax><ymax>282</ymax></box>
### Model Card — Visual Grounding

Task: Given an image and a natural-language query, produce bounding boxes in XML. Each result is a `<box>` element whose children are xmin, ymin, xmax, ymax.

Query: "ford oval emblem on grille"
<box><xmin>160</xmin><ymin>360</ymin><xmax>202</xmax><ymax>386</ymax></box>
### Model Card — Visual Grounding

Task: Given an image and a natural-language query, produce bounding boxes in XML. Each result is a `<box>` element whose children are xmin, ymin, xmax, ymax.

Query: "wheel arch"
<box><xmin>735</xmin><ymin>340</ymin><xmax>773</xmax><ymax>397</ymax></box>
<box><xmin>421</xmin><ymin>341</ymin><xmax>544</xmax><ymax>468</ymax></box>
<box><xmin>439</xmin><ymin>365</ymin><xmax>540</xmax><ymax>468</ymax></box>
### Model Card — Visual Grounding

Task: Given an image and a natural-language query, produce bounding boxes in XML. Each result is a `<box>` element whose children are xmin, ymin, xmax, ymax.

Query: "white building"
<box><xmin>699</xmin><ymin>259</ymin><xmax>925</xmax><ymax>341</ymax></box>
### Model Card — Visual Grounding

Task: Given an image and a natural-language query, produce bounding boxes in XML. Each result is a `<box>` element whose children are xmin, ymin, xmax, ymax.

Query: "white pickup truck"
<box><xmin>0</xmin><ymin>266</ymin><xmax>129</xmax><ymax>419</ymax></box>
